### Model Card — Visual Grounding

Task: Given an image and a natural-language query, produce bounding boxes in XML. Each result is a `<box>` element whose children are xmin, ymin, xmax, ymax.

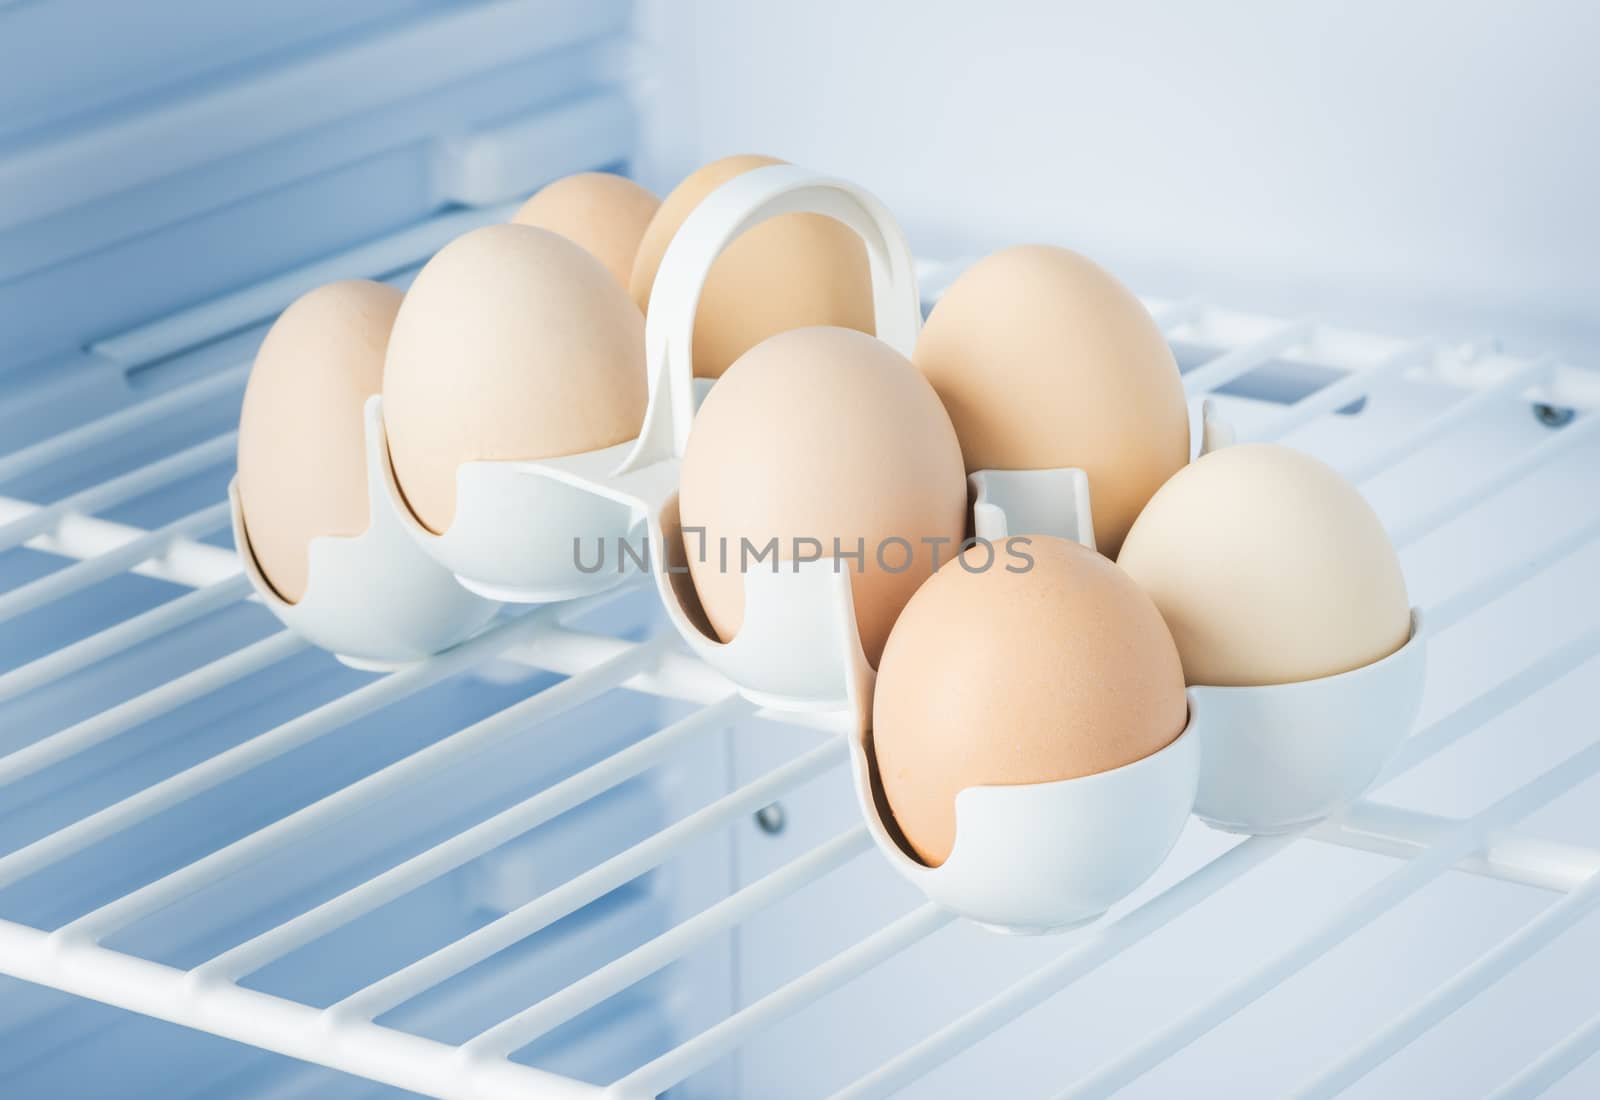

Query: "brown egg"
<box><xmin>628</xmin><ymin>154</ymin><xmax>875</xmax><ymax>379</ymax></box>
<box><xmin>512</xmin><ymin>172</ymin><xmax>660</xmax><ymax>289</ymax></box>
<box><xmin>872</xmin><ymin>535</ymin><xmax>1188</xmax><ymax>866</ymax></box>
<box><xmin>1117</xmin><ymin>442</ymin><xmax>1410</xmax><ymax>687</ymax></box>
<box><xmin>677</xmin><ymin>326</ymin><xmax>966</xmax><ymax>665</ymax></box>
<box><xmin>382</xmin><ymin>223</ymin><xmax>646</xmax><ymax>534</ymax></box>
<box><xmin>913</xmin><ymin>245</ymin><xmax>1189</xmax><ymax>557</ymax></box>
<box><xmin>236</xmin><ymin>280</ymin><xmax>402</xmax><ymax>603</ymax></box>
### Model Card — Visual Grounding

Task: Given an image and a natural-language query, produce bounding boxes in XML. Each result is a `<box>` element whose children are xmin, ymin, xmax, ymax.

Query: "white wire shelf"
<box><xmin>0</xmin><ymin>225</ymin><xmax>1597</xmax><ymax>1099</ymax></box>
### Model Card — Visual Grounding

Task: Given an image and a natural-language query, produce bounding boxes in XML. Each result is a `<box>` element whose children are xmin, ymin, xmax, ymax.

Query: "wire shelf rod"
<box><xmin>1290</xmin><ymin>869</ymin><xmax>1600</xmax><ymax>1099</ymax></box>
<box><xmin>0</xmin><ymin>629</ymin><xmax>307</xmax><ymax>788</ymax></box>
<box><xmin>0</xmin><ymin>368</ymin><xmax>248</xmax><ymax>487</ymax></box>
<box><xmin>1312</xmin><ymin>801</ymin><xmax>1600</xmax><ymax>895</ymax></box>
<box><xmin>1485</xmin><ymin>1006</ymin><xmax>1600</xmax><ymax>1100</ymax></box>
<box><xmin>1251</xmin><ymin>342</ymin><xmax>1428</xmax><ymax>443</ymax></box>
<box><xmin>0</xmin><ymin>501</ymin><xmax>232</xmax><ymax>624</ymax></box>
<box><xmin>0</xmin><ymin>918</ymin><xmax>603</xmax><ymax>1100</ymax></box>
<box><xmin>1425</xmin><ymin>513</ymin><xmax>1600</xmax><ymax>634</ymax></box>
<box><xmin>193</xmin><ymin>694</ymin><xmax>755</xmax><ymax>984</ymax></box>
<box><xmin>617</xmin><ymin>902</ymin><xmax>957</xmax><ymax>1099</ymax></box>
<box><xmin>1378</xmin><ymin>627</ymin><xmax>1600</xmax><ymax>785</ymax></box>
<box><xmin>331</xmin><ymin>737</ymin><xmax>849</xmax><ymax>1025</ymax></box>
<box><xmin>466</xmin><ymin>826</ymin><xmax>874</xmax><ymax>1060</ymax></box>
<box><xmin>0</xmin><ymin>431</ymin><xmax>236</xmax><ymax>553</ymax></box>
<box><xmin>1390</xmin><ymin>414</ymin><xmax>1599</xmax><ymax>550</ymax></box>
<box><xmin>0</xmin><ymin>496</ymin><xmax>240</xmax><ymax>588</ymax></box>
<box><xmin>1054</xmin><ymin>737</ymin><xmax>1600</xmax><ymax>1100</ymax></box>
<box><xmin>1181</xmin><ymin>319</ymin><xmax>1316</xmax><ymax>398</ymax></box>
<box><xmin>60</xmin><ymin>640</ymin><xmax>664</xmax><ymax>944</ymax></box>
<box><xmin>0</xmin><ymin>607</ymin><xmax>588</xmax><ymax>892</ymax></box>
<box><xmin>1344</xmin><ymin>357</ymin><xmax>1553</xmax><ymax>485</ymax></box>
<box><xmin>0</xmin><ymin>573</ymin><xmax>252</xmax><ymax>703</ymax></box>
<box><xmin>828</xmin><ymin>836</ymin><xmax>1290</xmax><ymax>1100</ymax></box>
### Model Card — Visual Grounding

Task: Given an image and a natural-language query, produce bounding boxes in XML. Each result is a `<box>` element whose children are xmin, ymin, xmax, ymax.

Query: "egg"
<box><xmin>628</xmin><ymin>154</ymin><xmax>875</xmax><ymax>378</ymax></box>
<box><xmin>1116</xmin><ymin>442</ymin><xmax>1410</xmax><ymax>687</ymax></box>
<box><xmin>512</xmin><ymin>172</ymin><xmax>660</xmax><ymax>289</ymax></box>
<box><xmin>872</xmin><ymin>535</ymin><xmax>1188</xmax><ymax>867</ymax></box>
<box><xmin>912</xmin><ymin>245</ymin><xmax>1189</xmax><ymax>557</ymax></box>
<box><xmin>382</xmin><ymin>223</ymin><xmax>647</xmax><ymax>534</ymax></box>
<box><xmin>236</xmin><ymin>280</ymin><xmax>402</xmax><ymax>604</ymax></box>
<box><xmin>677</xmin><ymin>326</ymin><xmax>966</xmax><ymax>665</ymax></box>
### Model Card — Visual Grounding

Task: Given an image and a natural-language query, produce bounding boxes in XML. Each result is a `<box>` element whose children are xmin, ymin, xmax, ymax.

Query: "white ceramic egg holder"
<box><xmin>228</xmin><ymin>397</ymin><xmax>500</xmax><ymax>670</ymax></box>
<box><xmin>1182</xmin><ymin>402</ymin><xmax>1429</xmax><ymax>835</ymax></box>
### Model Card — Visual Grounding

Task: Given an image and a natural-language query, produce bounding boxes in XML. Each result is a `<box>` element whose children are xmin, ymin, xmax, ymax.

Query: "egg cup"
<box><xmin>855</xmin><ymin>458</ymin><xmax>1197</xmax><ymax>932</ymax></box>
<box><xmin>1175</xmin><ymin>406</ymin><xmax>1429</xmax><ymax>834</ymax></box>
<box><xmin>1189</xmin><ymin>609</ymin><xmax>1428</xmax><ymax>834</ymax></box>
<box><xmin>495</xmin><ymin>164</ymin><xmax>923</xmax><ymax>709</ymax></box>
<box><xmin>847</xmin><ymin>707</ymin><xmax>1200</xmax><ymax>934</ymax></box>
<box><xmin>229</xmin><ymin>396</ymin><xmax>501</xmax><ymax>670</ymax></box>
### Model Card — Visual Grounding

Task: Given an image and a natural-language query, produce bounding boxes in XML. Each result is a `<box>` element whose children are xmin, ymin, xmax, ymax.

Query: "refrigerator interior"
<box><xmin>0</xmin><ymin>2</ymin><xmax>1597</xmax><ymax>1097</ymax></box>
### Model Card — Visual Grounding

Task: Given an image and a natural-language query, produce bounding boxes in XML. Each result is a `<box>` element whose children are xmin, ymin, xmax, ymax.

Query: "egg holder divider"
<box><xmin>226</xmin><ymin>404</ymin><xmax>501</xmax><ymax>670</ymax></box>
<box><xmin>1179</xmin><ymin>403</ymin><xmax>1430</xmax><ymax>835</ymax></box>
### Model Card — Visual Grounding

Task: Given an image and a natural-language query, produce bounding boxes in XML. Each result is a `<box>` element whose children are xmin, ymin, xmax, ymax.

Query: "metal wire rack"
<box><xmin>1</xmin><ymin>205</ymin><xmax>1597</xmax><ymax>1099</ymax></box>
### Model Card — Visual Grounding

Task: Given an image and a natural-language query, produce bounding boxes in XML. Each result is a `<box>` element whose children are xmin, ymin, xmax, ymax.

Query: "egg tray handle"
<box><xmin>620</xmin><ymin>163</ymin><xmax>924</xmax><ymax>473</ymax></box>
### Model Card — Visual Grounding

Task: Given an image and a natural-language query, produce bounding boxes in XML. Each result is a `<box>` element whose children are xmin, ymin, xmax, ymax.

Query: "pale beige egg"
<box><xmin>382</xmin><ymin>223</ymin><xmax>647</xmax><ymax>534</ymax></box>
<box><xmin>628</xmin><ymin>154</ymin><xmax>875</xmax><ymax>379</ymax></box>
<box><xmin>1117</xmin><ymin>442</ymin><xmax>1411</xmax><ymax>687</ymax></box>
<box><xmin>872</xmin><ymin>535</ymin><xmax>1188</xmax><ymax>867</ymax></box>
<box><xmin>913</xmin><ymin>245</ymin><xmax>1189</xmax><ymax>557</ymax></box>
<box><xmin>512</xmin><ymin>172</ymin><xmax>660</xmax><ymax>289</ymax></box>
<box><xmin>677</xmin><ymin>326</ymin><xmax>966</xmax><ymax>665</ymax></box>
<box><xmin>236</xmin><ymin>279</ymin><xmax>402</xmax><ymax>603</ymax></box>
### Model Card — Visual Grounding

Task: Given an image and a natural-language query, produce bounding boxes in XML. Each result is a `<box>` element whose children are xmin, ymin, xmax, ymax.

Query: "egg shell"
<box><xmin>1116</xmin><ymin>441</ymin><xmax>1411</xmax><ymax>687</ymax></box>
<box><xmin>512</xmin><ymin>172</ymin><xmax>660</xmax><ymax>289</ymax></box>
<box><xmin>236</xmin><ymin>279</ymin><xmax>402</xmax><ymax>604</ymax></box>
<box><xmin>677</xmin><ymin>325</ymin><xmax>966</xmax><ymax>666</ymax></box>
<box><xmin>628</xmin><ymin>154</ymin><xmax>876</xmax><ymax>379</ymax></box>
<box><xmin>872</xmin><ymin>535</ymin><xmax>1188</xmax><ymax>867</ymax></box>
<box><xmin>913</xmin><ymin>245</ymin><xmax>1189</xmax><ymax>557</ymax></box>
<box><xmin>382</xmin><ymin>223</ymin><xmax>647</xmax><ymax>534</ymax></box>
